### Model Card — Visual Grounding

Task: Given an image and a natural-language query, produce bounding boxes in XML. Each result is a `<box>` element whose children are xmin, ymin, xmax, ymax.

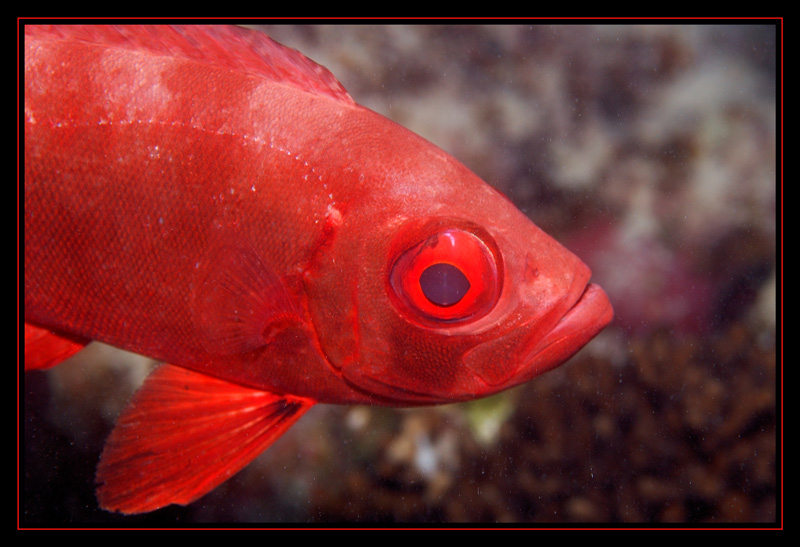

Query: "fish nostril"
<box><xmin>523</xmin><ymin>252</ymin><xmax>540</xmax><ymax>285</ymax></box>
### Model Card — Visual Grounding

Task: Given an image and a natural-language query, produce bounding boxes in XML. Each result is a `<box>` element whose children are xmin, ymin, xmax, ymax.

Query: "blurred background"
<box><xmin>22</xmin><ymin>23</ymin><xmax>779</xmax><ymax>525</ymax></box>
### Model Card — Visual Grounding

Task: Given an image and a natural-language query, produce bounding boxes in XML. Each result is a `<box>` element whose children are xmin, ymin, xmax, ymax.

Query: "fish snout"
<box><xmin>462</xmin><ymin>282</ymin><xmax>612</xmax><ymax>389</ymax></box>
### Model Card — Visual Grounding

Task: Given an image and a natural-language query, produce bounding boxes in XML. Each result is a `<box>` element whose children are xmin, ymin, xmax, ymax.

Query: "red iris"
<box><xmin>389</xmin><ymin>228</ymin><xmax>501</xmax><ymax>324</ymax></box>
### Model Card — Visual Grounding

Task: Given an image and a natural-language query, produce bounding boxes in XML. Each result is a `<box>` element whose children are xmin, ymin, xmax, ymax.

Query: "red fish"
<box><xmin>23</xmin><ymin>25</ymin><xmax>613</xmax><ymax>514</ymax></box>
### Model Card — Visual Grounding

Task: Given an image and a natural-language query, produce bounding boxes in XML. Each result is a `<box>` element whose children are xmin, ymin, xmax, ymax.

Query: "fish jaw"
<box><xmin>460</xmin><ymin>276</ymin><xmax>613</xmax><ymax>392</ymax></box>
<box><xmin>510</xmin><ymin>282</ymin><xmax>612</xmax><ymax>383</ymax></box>
<box><xmin>340</xmin><ymin>280</ymin><xmax>612</xmax><ymax>407</ymax></box>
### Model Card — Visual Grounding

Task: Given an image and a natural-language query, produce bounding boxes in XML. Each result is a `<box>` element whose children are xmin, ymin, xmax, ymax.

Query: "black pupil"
<box><xmin>419</xmin><ymin>263</ymin><xmax>470</xmax><ymax>307</ymax></box>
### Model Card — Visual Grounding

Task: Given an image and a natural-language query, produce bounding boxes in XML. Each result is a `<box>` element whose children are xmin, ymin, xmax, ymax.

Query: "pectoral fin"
<box><xmin>95</xmin><ymin>363</ymin><xmax>314</xmax><ymax>514</ymax></box>
<box><xmin>192</xmin><ymin>232</ymin><xmax>304</xmax><ymax>356</ymax></box>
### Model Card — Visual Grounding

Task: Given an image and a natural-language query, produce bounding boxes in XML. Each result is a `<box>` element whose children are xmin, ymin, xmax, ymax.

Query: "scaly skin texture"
<box><xmin>24</xmin><ymin>27</ymin><xmax>612</xmax><ymax>513</ymax></box>
<box><xmin>24</xmin><ymin>25</ymin><xmax>613</xmax><ymax>514</ymax></box>
<box><xmin>25</xmin><ymin>25</ymin><xmax>611</xmax><ymax>406</ymax></box>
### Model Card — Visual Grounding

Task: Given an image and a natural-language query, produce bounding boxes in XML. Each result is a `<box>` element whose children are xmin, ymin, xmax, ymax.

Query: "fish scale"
<box><xmin>24</xmin><ymin>24</ymin><xmax>612</xmax><ymax>514</ymax></box>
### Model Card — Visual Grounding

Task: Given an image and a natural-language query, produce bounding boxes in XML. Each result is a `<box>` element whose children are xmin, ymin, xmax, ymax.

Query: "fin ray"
<box><xmin>193</xmin><ymin>237</ymin><xmax>304</xmax><ymax>355</ymax></box>
<box><xmin>95</xmin><ymin>363</ymin><xmax>313</xmax><ymax>514</ymax></box>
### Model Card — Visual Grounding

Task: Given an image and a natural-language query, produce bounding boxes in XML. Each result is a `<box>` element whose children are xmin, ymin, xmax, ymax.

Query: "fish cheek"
<box><xmin>342</xmin><ymin>306</ymin><xmax>484</xmax><ymax>404</ymax></box>
<box><xmin>460</xmin><ymin>324</ymin><xmax>531</xmax><ymax>388</ymax></box>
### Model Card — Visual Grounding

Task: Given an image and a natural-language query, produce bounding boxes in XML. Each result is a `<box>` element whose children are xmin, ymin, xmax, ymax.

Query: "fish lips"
<box><xmin>462</xmin><ymin>282</ymin><xmax>613</xmax><ymax>389</ymax></box>
<box><xmin>518</xmin><ymin>282</ymin><xmax>612</xmax><ymax>377</ymax></box>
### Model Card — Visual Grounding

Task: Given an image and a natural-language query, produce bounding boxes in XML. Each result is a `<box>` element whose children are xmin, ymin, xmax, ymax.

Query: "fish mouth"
<box><xmin>460</xmin><ymin>280</ymin><xmax>613</xmax><ymax>389</ymax></box>
<box><xmin>516</xmin><ymin>282</ymin><xmax>613</xmax><ymax>381</ymax></box>
<box><xmin>344</xmin><ymin>283</ymin><xmax>613</xmax><ymax>406</ymax></box>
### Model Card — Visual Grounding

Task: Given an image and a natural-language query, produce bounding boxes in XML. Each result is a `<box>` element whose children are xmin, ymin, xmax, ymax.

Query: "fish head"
<box><xmin>348</xmin><ymin>212</ymin><xmax>611</xmax><ymax>405</ymax></box>
<box><xmin>306</xmin><ymin>169</ymin><xmax>612</xmax><ymax>406</ymax></box>
<box><xmin>302</xmin><ymin>109</ymin><xmax>613</xmax><ymax>406</ymax></box>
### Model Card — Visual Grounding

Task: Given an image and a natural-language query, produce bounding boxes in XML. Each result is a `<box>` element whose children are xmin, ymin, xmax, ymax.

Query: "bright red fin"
<box><xmin>24</xmin><ymin>322</ymin><xmax>88</xmax><ymax>370</ymax></box>
<box><xmin>95</xmin><ymin>363</ymin><xmax>314</xmax><ymax>514</ymax></box>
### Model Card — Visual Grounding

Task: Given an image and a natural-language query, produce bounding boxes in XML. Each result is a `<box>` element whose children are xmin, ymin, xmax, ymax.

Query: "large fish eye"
<box><xmin>389</xmin><ymin>228</ymin><xmax>501</xmax><ymax>325</ymax></box>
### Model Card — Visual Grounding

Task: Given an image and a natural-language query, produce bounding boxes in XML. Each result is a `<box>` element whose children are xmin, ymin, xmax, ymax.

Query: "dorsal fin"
<box><xmin>24</xmin><ymin>24</ymin><xmax>356</xmax><ymax>105</ymax></box>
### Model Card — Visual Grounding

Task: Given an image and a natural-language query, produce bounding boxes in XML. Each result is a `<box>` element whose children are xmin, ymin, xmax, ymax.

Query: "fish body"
<box><xmin>23</xmin><ymin>25</ymin><xmax>613</xmax><ymax>513</ymax></box>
